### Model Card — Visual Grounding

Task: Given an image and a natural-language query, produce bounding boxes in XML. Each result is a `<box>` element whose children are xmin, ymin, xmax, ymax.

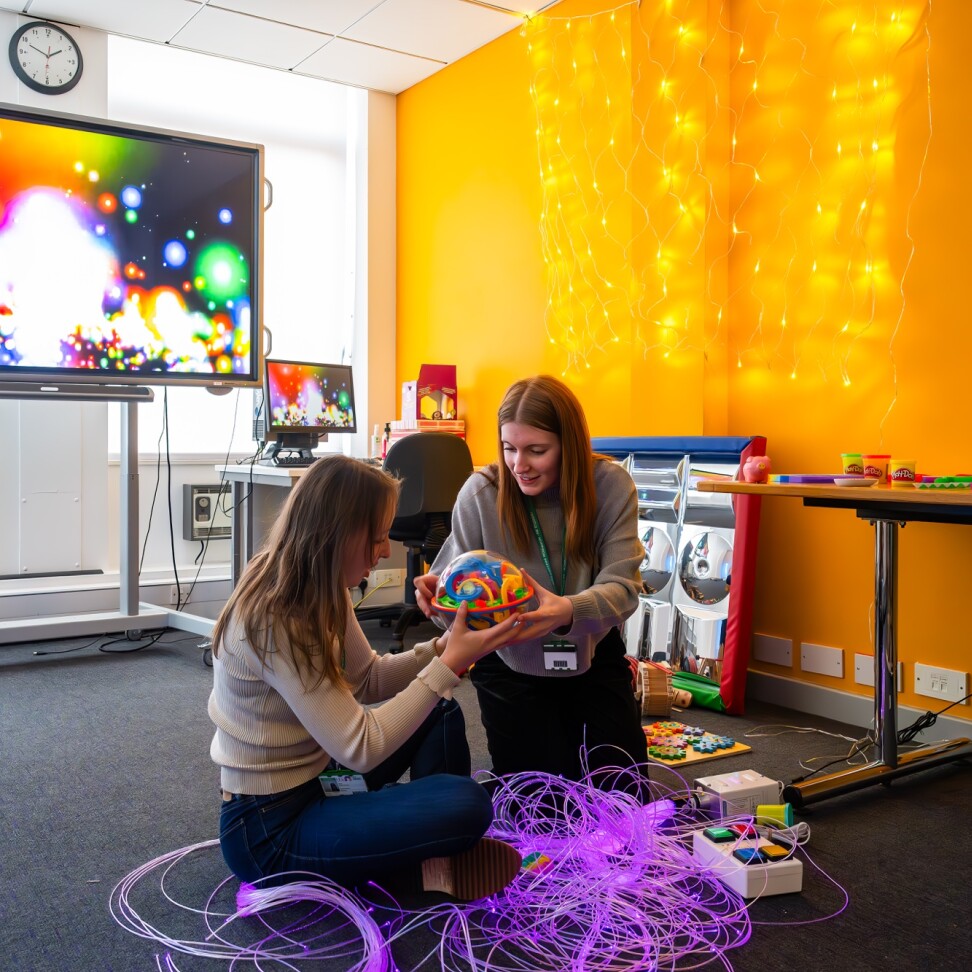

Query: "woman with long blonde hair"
<box><xmin>209</xmin><ymin>454</ymin><xmax>520</xmax><ymax>899</ymax></box>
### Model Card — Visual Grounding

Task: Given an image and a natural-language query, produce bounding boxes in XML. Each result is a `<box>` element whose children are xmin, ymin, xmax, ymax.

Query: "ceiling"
<box><xmin>1</xmin><ymin>0</ymin><xmax>562</xmax><ymax>95</ymax></box>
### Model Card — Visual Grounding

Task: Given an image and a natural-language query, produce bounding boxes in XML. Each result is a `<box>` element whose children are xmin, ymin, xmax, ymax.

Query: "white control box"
<box><xmin>693</xmin><ymin>769</ymin><xmax>781</xmax><ymax>818</ymax></box>
<box><xmin>182</xmin><ymin>484</ymin><xmax>232</xmax><ymax>541</ymax></box>
<box><xmin>692</xmin><ymin>829</ymin><xmax>803</xmax><ymax>898</ymax></box>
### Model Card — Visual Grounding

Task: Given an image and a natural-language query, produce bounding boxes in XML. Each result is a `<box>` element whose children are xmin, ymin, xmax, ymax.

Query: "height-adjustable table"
<box><xmin>696</xmin><ymin>479</ymin><xmax>972</xmax><ymax>806</ymax></box>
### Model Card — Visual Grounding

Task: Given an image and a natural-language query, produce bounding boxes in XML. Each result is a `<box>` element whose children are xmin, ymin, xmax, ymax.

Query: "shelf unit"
<box><xmin>592</xmin><ymin>435</ymin><xmax>767</xmax><ymax>714</ymax></box>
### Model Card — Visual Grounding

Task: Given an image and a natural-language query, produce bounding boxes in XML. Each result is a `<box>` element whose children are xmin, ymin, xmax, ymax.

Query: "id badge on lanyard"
<box><xmin>527</xmin><ymin>498</ymin><xmax>577</xmax><ymax>672</ymax></box>
<box><xmin>543</xmin><ymin>639</ymin><xmax>577</xmax><ymax>671</ymax></box>
<box><xmin>319</xmin><ymin>769</ymin><xmax>367</xmax><ymax>796</ymax></box>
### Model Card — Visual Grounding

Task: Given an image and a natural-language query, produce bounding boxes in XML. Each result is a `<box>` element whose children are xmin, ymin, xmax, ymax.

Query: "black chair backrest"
<box><xmin>383</xmin><ymin>432</ymin><xmax>474</xmax><ymax>541</ymax></box>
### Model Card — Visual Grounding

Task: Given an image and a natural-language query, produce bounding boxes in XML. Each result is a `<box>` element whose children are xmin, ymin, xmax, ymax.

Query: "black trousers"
<box><xmin>470</xmin><ymin>627</ymin><xmax>648</xmax><ymax>786</ymax></box>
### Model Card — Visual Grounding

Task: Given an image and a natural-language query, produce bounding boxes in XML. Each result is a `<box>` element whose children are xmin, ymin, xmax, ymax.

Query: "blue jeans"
<box><xmin>218</xmin><ymin>698</ymin><xmax>493</xmax><ymax>887</ymax></box>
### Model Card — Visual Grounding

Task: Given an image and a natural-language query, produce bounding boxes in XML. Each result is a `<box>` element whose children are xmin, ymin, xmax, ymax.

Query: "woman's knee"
<box><xmin>447</xmin><ymin>776</ymin><xmax>495</xmax><ymax>834</ymax></box>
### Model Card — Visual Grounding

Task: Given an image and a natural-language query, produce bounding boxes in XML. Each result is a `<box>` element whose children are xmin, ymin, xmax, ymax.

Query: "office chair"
<box><xmin>355</xmin><ymin>432</ymin><xmax>474</xmax><ymax>650</ymax></box>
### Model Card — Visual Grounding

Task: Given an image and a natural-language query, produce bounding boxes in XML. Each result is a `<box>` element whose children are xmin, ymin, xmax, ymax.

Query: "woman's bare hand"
<box><xmin>437</xmin><ymin>602</ymin><xmax>519</xmax><ymax>675</ymax></box>
<box><xmin>503</xmin><ymin>569</ymin><xmax>574</xmax><ymax>644</ymax></box>
<box><xmin>414</xmin><ymin>572</ymin><xmax>438</xmax><ymax>618</ymax></box>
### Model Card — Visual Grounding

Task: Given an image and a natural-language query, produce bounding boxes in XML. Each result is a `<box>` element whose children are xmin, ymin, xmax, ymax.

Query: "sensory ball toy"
<box><xmin>432</xmin><ymin>549</ymin><xmax>535</xmax><ymax>630</ymax></box>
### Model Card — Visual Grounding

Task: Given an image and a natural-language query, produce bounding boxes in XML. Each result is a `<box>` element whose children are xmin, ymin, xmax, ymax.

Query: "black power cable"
<box><xmin>897</xmin><ymin>691</ymin><xmax>972</xmax><ymax>744</ymax></box>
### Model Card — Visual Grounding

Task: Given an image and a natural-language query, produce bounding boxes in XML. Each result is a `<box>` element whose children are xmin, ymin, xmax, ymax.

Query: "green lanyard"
<box><xmin>525</xmin><ymin>498</ymin><xmax>568</xmax><ymax>596</ymax></box>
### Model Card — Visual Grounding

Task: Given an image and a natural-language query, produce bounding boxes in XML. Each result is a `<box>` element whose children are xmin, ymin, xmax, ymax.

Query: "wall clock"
<box><xmin>8</xmin><ymin>20</ymin><xmax>83</xmax><ymax>94</ymax></box>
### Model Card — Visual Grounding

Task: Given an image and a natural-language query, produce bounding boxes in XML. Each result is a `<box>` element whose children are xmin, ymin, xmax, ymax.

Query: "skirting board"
<box><xmin>746</xmin><ymin>670</ymin><xmax>971</xmax><ymax>744</ymax></box>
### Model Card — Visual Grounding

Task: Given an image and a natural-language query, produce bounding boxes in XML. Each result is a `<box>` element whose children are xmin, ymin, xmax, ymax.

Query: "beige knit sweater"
<box><xmin>209</xmin><ymin>590</ymin><xmax>459</xmax><ymax>795</ymax></box>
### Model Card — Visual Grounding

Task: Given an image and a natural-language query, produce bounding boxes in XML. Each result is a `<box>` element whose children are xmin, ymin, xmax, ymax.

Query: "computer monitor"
<box><xmin>260</xmin><ymin>358</ymin><xmax>357</xmax><ymax>461</ymax></box>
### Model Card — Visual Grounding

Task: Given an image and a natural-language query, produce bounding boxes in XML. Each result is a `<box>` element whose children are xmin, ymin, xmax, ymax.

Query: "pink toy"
<box><xmin>742</xmin><ymin>455</ymin><xmax>771</xmax><ymax>483</ymax></box>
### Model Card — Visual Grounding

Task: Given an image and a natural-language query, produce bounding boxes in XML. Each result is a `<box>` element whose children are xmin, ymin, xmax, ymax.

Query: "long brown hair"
<box><xmin>211</xmin><ymin>455</ymin><xmax>400</xmax><ymax>689</ymax></box>
<box><xmin>493</xmin><ymin>375</ymin><xmax>604</xmax><ymax>565</ymax></box>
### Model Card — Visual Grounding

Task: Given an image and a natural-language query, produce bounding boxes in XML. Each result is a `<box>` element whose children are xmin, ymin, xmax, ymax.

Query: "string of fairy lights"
<box><xmin>525</xmin><ymin>0</ymin><xmax>932</xmax><ymax>384</ymax></box>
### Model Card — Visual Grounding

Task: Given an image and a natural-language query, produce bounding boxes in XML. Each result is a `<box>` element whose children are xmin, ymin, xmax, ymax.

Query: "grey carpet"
<box><xmin>1</xmin><ymin>621</ymin><xmax>969</xmax><ymax>971</ymax></box>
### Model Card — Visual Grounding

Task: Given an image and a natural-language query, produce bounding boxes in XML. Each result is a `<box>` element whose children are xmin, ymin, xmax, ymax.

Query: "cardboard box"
<box><xmin>402</xmin><ymin>364</ymin><xmax>458</xmax><ymax>421</ymax></box>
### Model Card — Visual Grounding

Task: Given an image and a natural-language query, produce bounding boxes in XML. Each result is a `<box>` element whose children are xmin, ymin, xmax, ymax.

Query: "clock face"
<box><xmin>9</xmin><ymin>21</ymin><xmax>83</xmax><ymax>94</ymax></box>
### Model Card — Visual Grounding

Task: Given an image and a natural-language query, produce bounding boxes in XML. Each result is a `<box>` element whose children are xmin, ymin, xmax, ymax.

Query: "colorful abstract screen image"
<box><xmin>265</xmin><ymin>359</ymin><xmax>357</xmax><ymax>433</ymax></box>
<box><xmin>0</xmin><ymin>105</ymin><xmax>262</xmax><ymax>385</ymax></box>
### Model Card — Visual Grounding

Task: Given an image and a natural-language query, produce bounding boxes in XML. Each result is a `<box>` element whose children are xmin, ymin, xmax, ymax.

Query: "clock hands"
<box><xmin>26</xmin><ymin>42</ymin><xmax>64</xmax><ymax>58</ymax></box>
<box><xmin>11</xmin><ymin>22</ymin><xmax>82</xmax><ymax>91</ymax></box>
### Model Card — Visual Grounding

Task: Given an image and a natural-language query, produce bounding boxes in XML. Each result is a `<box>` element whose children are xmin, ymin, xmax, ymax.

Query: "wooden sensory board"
<box><xmin>642</xmin><ymin>721</ymin><xmax>752</xmax><ymax>767</ymax></box>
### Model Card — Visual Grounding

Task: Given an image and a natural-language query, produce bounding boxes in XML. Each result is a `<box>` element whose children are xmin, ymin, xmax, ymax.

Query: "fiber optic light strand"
<box><xmin>111</xmin><ymin>764</ymin><xmax>849</xmax><ymax>970</ymax></box>
<box><xmin>110</xmin><ymin>838</ymin><xmax>391</xmax><ymax>969</ymax></box>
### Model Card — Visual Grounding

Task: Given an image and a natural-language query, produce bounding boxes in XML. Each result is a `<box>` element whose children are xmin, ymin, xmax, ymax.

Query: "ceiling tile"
<box><xmin>24</xmin><ymin>1</ymin><xmax>200</xmax><ymax>43</ymax></box>
<box><xmin>170</xmin><ymin>4</ymin><xmax>328</xmax><ymax>69</ymax></box>
<box><xmin>4</xmin><ymin>0</ymin><xmax>565</xmax><ymax>93</ymax></box>
<box><xmin>343</xmin><ymin>0</ymin><xmax>522</xmax><ymax>64</ymax></box>
<box><xmin>481</xmin><ymin>0</ymin><xmax>560</xmax><ymax>12</ymax></box>
<box><xmin>208</xmin><ymin>0</ymin><xmax>384</xmax><ymax>35</ymax></box>
<box><xmin>296</xmin><ymin>35</ymin><xmax>440</xmax><ymax>95</ymax></box>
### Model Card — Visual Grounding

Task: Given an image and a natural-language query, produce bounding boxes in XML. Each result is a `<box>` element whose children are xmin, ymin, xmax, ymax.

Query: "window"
<box><xmin>106</xmin><ymin>37</ymin><xmax>357</xmax><ymax>457</ymax></box>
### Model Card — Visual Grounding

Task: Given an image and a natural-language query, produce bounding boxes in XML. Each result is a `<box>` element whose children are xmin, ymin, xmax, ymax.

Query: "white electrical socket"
<box><xmin>169</xmin><ymin>584</ymin><xmax>191</xmax><ymax>604</ymax></box>
<box><xmin>752</xmin><ymin>634</ymin><xmax>792</xmax><ymax>667</ymax></box>
<box><xmin>800</xmin><ymin>642</ymin><xmax>844</xmax><ymax>678</ymax></box>
<box><xmin>914</xmin><ymin>663</ymin><xmax>969</xmax><ymax>704</ymax></box>
<box><xmin>853</xmin><ymin>653</ymin><xmax>903</xmax><ymax>691</ymax></box>
<box><xmin>369</xmin><ymin>569</ymin><xmax>405</xmax><ymax>589</ymax></box>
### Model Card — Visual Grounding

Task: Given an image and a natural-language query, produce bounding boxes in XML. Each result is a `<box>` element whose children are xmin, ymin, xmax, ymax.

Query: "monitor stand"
<box><xmin>262</xmin><ymin>431</ymin><xmax>322</xmax><ymax>463</ymax></box>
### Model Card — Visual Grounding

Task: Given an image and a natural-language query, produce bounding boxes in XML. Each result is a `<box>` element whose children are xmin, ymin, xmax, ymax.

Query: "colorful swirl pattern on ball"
<box><xmin>433</xmin><ymin>550</ymin><xmax>534</xmax><ymax>629</ymax></box>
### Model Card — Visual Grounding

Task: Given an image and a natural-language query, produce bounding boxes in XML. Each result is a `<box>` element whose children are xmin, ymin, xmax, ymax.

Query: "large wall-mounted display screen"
<box><xmin>0</xmin><ymin>103</ymin><xmax>264</xmax><ymax>388</ymax></box>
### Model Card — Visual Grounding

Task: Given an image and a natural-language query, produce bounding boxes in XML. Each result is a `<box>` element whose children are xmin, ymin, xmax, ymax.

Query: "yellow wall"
<box><xmin>398</xmin><ymin>0</ymin><xmax>972</xmax><ymax>723</ymax></box>
<box><xmin>397</xmin><ymin>0</ymin><xmax>706</xmax><ymax>460</ymax></box>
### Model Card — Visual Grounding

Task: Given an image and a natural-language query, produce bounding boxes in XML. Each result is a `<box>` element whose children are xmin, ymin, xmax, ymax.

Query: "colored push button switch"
<box><xmin>759</xmin><ymin>843</ymin><xmax>791</xmax><ymax>861</ymax></box>
<box><xmin>729</xmin><ymin>823</ymin><xmax>759</xmax><ymax>838</ymax></box>
<box><xmin>702</xmin><ymin>826</ymin><xmax>736</xmax><ymax>843</ymax></box>
<box><xmin>732</xmin><ymin>847</ymin><xmax>767</xmax><ymax>865</ymax></box>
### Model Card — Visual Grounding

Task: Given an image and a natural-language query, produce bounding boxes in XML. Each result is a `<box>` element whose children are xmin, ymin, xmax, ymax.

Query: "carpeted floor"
<box><xmin>0</xmin><ymin>620</ymin><xmax>969</xmax><ymax>971</ymax></box>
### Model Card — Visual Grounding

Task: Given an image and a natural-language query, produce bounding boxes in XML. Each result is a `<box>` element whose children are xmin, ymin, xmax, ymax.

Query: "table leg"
<box><xmin>782</xmin><ymin>516</ymin><xmax>971</xmax><ymax>807</ymax></box>
<box><xmin>874</xmin><ymin>518</ymin><xmax>898</xmax><ymax>766</ymax></box>
<box><xmin>229</xmin><ymin>480</ymin><xmax>249</xmax><ymax>587</ymax></box>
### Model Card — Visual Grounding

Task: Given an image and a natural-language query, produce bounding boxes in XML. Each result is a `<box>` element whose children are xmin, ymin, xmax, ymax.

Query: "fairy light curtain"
<box><xmin>526</xmin><ymin>0</ymin><xmax>931</xmax><ymax>383</ymax></box>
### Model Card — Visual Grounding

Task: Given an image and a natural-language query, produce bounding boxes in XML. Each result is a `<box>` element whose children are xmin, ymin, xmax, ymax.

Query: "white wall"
<box><xmin>0</xmin><ymin>14</ymin><xmax>397</xmax><ymax>619</ymax></box>
<box><xmin>0</xmin><ymin>16</ymin><xmax>112</xmax><ymax>592</ymax></box>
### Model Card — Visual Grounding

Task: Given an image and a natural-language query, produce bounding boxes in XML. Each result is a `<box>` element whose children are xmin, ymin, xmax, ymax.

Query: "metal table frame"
<box><xmin>0</xmin><ymin>384</ymin><xmax>211</xmax><ymax>643</ymax></box>
<box><xmin>697</xmin><ymin>480</ymin><xmax>972</xmax><ymax>806</ymax></box>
